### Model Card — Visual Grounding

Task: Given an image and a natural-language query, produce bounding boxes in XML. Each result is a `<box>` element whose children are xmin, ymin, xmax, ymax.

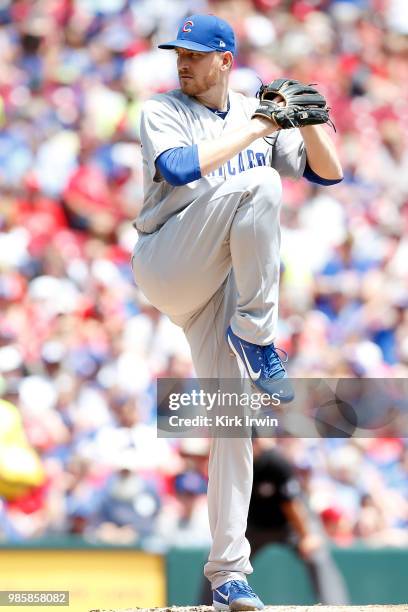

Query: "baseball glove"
<box><xmin>252</xmin><ymin>78</ymin><xmax>333</xmax><ymax>130</ymax></box>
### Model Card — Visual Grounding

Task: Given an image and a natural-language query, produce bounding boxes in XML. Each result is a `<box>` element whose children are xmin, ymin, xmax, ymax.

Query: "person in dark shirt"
<box><xmin>200</xmin><ymin>436</ymin><xmax>349</xmax><ymax>605</ymax></box>
<box><xmin>246</xmin><ymin>437</ymin><xmax>349</xmax><ymax>605</ymax></box>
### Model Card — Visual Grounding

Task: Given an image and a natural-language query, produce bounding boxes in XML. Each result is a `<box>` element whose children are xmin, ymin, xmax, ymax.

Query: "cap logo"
<box><xmin>219</xmin><ymin>40</ymin><xmax>226</xmax><ymax>47</ymax></box>
<box><xmin>182</xmin><ymin>20</ymin><xmax>194</xmax><ymax>33</ymax></box>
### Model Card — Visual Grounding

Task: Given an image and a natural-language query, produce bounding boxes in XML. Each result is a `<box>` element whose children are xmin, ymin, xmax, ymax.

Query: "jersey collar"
<box><xmin>205</xmin><ymin>95</ymin><xmax>230</xmax><ymax>119</ymax></box>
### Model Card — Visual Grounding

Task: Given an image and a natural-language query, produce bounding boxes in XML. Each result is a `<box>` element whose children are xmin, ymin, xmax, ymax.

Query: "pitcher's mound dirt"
<box><xmin>90</xmin><ymin>605</ymin><xmax>408</xmax><ymax>611</ymax></box>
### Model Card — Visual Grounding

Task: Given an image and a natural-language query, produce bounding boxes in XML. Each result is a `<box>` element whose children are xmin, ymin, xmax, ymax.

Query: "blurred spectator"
<box><xmin>155</xmin><ymin>469</ymin><xmax>211</xmax><ymax>549</ymax></box>
<box><xmin>0</xmin><ymin>398</ymin><xmax>45</xmax><ymax>501</ymax></box>
<box><xmin>94</xmin><ymin>463</ymin><xmax>161</xmax><ymax>545</ymax></box>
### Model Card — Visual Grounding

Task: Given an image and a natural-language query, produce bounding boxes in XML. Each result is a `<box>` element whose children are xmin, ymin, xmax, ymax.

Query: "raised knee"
<box><xmin>247</xmin><ymin>166</ymin><xmax>282</xmax><ymax>200</ymax></box>
<box><xmin>249</xmin><ymin>165</ymin><xmax>279</xmax><ymax>179</ymax></box>
<box><xmin>245</xmin><ymin>165</ymin><xmax>280</xmax><ymax>185</ymax></box>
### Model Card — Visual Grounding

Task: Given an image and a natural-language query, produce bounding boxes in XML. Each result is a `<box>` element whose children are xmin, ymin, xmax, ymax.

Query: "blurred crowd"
<box><xmin>0</xmin><ymin>0</ymin><xmax>407</xmax><ymax>549</ymax></box>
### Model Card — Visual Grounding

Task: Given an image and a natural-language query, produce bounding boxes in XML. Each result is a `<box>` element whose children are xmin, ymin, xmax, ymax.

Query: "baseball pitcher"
<box><xmin>131</xmin><ymin>14</ymin><xmax>343</xmax><ymax>610</ymax></box>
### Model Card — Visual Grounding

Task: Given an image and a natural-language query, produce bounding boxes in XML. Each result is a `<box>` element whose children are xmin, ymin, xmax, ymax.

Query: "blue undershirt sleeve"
<box><xmin>303</xmin><ymin>160</ymin><xmax>343</xmax><ymax>186</ymax></box>
<box><xmin>156</xmin><ymin>145</ymin><xmax>202</xmax><ymax>186</ymax></box>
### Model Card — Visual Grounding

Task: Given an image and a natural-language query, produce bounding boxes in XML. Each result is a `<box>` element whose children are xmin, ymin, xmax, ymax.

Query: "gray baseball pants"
<box><xmin>132</xmin><ymin>166</ymin><xmax>282</xmax><ymax>589</ymax></box>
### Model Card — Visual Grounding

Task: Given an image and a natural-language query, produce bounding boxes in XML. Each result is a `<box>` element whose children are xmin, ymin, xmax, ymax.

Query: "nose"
<box><xmin>177</xmin><ymin>55</ymin><xmax>190</xmax><ymax>72</ymax></box>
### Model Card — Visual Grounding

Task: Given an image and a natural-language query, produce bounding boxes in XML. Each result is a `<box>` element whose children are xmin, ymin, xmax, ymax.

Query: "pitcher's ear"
<box><xmin>221</xmin><ymin>51</ymin><xmax>233</xmax><ymax>70</ymax></box>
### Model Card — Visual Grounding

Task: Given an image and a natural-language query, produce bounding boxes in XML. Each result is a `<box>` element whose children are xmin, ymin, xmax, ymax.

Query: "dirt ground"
<box><xmin>90</xmin><ymin>606</ymin><xmax>408</xmax><ymax>611</ymax></box>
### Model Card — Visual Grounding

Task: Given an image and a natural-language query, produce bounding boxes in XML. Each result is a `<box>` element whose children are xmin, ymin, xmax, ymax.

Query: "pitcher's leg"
<box><xmin>183</xmin><ymin>273</ymin><xmax>253</xmax><ymax>590</ymax></box>
<box><xmin>229</xmin><ymin>168</ymin><xmax>282</xmax><ymax>345</ymax></box>
<box><xmin>132</xmin><ymin>166</ymin><xmax>282</xmax><ymax>340</ymax></box>
<box><xmin>205</xmin><ymin>436</ymin><xmax>253</xmax><ymax>590</ymax></box>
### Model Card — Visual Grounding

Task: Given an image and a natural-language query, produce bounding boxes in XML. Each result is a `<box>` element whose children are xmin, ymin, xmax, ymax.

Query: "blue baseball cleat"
<box><xmin>226</xmin><ymin>326</ymin><xmax>294</xmax><ymax>403</ymax></box>
<box><xmin>213</xmin><ymin>580</ymin><xmax>264</xmax><ymax>611</ymax></box>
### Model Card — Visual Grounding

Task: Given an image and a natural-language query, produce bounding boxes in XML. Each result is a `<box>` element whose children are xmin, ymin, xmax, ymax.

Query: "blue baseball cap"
<box><xmin>158</xmin><ymin>14</ymin><xmax>236</xmax><ymax>55</ymax></box>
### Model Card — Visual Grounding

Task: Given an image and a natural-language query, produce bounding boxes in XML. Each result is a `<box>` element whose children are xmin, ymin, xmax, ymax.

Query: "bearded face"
<box><xmin>176</xmin><ymin>49</ymin><xmax>227</xmax><ymax>97</ymax></box>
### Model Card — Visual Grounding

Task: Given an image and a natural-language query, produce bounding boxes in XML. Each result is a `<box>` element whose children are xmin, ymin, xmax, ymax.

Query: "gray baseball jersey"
<box><xmin>136</xmin><ymin>88</ymin><xmax>306</xmax><ymax>233</ymax></box>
